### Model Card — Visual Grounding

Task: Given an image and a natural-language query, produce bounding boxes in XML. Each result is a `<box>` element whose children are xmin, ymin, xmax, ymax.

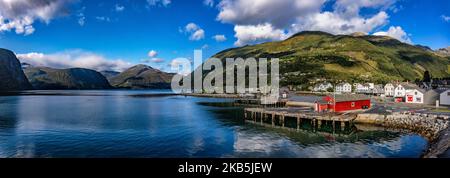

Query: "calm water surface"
<box><xmin>0</xmin><ymin>90</ymin><xmax>429</xmax><ymax>158</ymax></box>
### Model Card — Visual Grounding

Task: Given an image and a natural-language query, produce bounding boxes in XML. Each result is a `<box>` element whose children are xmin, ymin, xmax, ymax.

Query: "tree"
<box><xmin>423</xmin><ymin>71</ymin><xmax>431</xmax><ymax>83</ymax></box>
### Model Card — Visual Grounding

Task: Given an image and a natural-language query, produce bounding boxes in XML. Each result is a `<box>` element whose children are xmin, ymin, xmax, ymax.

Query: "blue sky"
<box><xmin>0</xmin><ymin>0</ymin><xmax>449</xmax><ymax>72</ymax></box>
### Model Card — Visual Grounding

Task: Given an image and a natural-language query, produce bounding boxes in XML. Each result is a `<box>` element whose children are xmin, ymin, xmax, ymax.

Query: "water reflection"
<box><xmin>0</xmin><ymin>90</ymin><xmax>428</xmax><ymax>158</ymax></box>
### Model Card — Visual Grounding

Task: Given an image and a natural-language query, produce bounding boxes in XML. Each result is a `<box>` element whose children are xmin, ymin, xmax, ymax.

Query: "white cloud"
<box><xmin>78</xmin><ymin>15</ymin><xmax>85</xmax><ymax>26</ymax></box>
<box><xmin>373</xmin><ymin>26</ymin><xmax>412</xmax><ymax>43</ymax></box>
<box><xmin>217</xmin><ymin>0</ymin><xmax>326</xmax><ymax>29</ymax></box>
<box><xmin>95</xmin><ymin>16</ymin><xmax>111</xmax><ymax>22</ymax></box>
<box><xmin>234</xmin><ymin>23</ymin><xmax>288</xmax><ymax>46</ymax></box>
<box><xmin>190</xmin><ymin>29</ymin><xmax>205</xmax><ymax>41</ymax></box>
<box><xmin>213</xmin><ymin>34</ymin><xmax>227</xmax><ymax>42</ymax></box>
<box><xmin>204</xmin><ymin>0</ymin><xmax>214</xmax><ymax>7</ymax></box>
<box><xmin>148</xmin><ymin>50</ymin><xmax>158</xmax><ymax>58</ymax></box>
<box><xmin>184</xmin><ymin>23</ymin><xmax>205</xmax><ymax>41</ymax></box>
<box><xmin>17</xmin><ymin>50</ymin><xmax>133</xmax><ymax>72</ymax></box>
<box><xmin>147</xmin><ymin>0</ymin><xmax>171</xmax><ymax>7</ymax></box>
<box><xmin>0</xmin><ymin>0</ymin><xmax>74</xmax><ymax>35</ymax></box>
<box><xmin>442</xmin><ymin>15</ymin><xmax>450</xmax><ymax>22</ymax></box>
<box><xmin>115</xmin><ymin>4</ymin><xmax>125</xmax><ymax>12</ymax></box>
<box><xmin>216</xmin><ymin>0</ymin><xmax>402</xmax><ymax>46</ymax></box>
<box><xmin>201</xmin><ymin>44</ymin><xmax>209</xmax><ymax>49</ymax></box>
<box><xmin>76</xmin><ymin>7</ymin><xmax>86</xmax><ymax>26</ymax></box>
<box><xmin>291</xmin><ymin>11</ymin><xmax>389</xmax><ymax>35</ymax></box>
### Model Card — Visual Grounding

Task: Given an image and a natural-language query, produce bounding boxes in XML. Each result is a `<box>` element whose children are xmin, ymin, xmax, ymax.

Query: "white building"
<box><xmin>336</xmin><ymin>83</ymin><xmax>352</xmax><ymax>93</ymax></box>
<box><xmin>384</xmin><ymin>83</ymin><xmax>395</xmax><ymax>97</ymax></box>
<box><xmin>355</xmin><ymin>83</ymin><xmax>370</xmax><ymax>94</ymax></box>
<box><xmin>394</xmin><ymin>84</ymin><xmax>406</xmax><ymax>98</ymax></box>
<box><xmin>313</xmin><ymin>82</ymin><xmax>333</xmax><ymax>92</ymax></box>
<box><xmin>440</xmin><ymin>89</ymin><xmax>450</xmax><ymax>106</ymax></box>
<box><xmin>404</xmin><ymin>88</ymin><xmax>425</xmax><ymax>104</ymax></box>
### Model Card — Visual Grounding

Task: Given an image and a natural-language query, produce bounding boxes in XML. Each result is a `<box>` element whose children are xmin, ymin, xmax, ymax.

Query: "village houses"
<box><xmin>384</xmin><ymin>83</ymin><xmax>395</xmax><ymax>97</ymax></box>
<box><xmin>335</xmin><ymin>82</ymin><xmax>352</xmax><ymax>93</ymax></box>
<box><xmin>313</xmin><ymin>82</ymin><xmax>333</xmax><ymax>92</ymax></box>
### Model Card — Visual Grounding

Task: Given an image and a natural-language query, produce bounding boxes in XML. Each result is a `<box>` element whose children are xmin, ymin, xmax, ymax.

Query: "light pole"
<box><xmin>334</xmin><ymin>84</ymin><xmax>336</xmax><ymax>113</ymax></box>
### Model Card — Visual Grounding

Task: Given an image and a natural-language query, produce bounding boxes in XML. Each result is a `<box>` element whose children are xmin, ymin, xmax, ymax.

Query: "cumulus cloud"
<box><xmin>184</xmin><ymin>23</ymin><xmax>205</xmax><ymax>41</ymax></box>
<box><xmin>148</xmin><ymin>50</ymin><xmax>158</xmax><ymax>58</ymax></box>
<box><xmin>204</xmin><ymin>0</ymin><xmax>214</xmax><ymax>7</ymax></box>
<box><xmin>234</xmin><ymin>23</ymin><xmax>288</xmax><ymax>46</ymax></box>
<box><xmin>216</xmin><ymin>0</ymin><xmax>404</xmax><ymax>46</ymax></box>
<box><xmin>442</xmin><ymin>15</ymin><xmax>450</xmax><ymax>22</ymax></box>
<box><xmin>213</xmin><ymin>34</ymin><xmax>227</xmax><ymax>42</ymax></box>
<box><xmin>217</xmin><ymin>0</ymin><xmax>326</xmax><ymax>29</ymax></box>
<box><xmin>0</xmin><ymin>0</ymin><xmax>74</xmax><ymax>35</ymax></box>
<box><xmin>147</xmin><ymin>0</ymin><xmax>171</xmax><ymax>7</ymax></box>
<box><xmin>115</xmin><ymin>4</ymin><xmax>125</xmax><ymax>12</ymax></box>
<box><xmin>17</xmin><ymin>50</ymin><xmax>133</xmax><ymax>72</ymax></box>
<box><xmin>373</xmin><ymin>26</ymin><xmax>412</xmax><ymax>43</ymax></box>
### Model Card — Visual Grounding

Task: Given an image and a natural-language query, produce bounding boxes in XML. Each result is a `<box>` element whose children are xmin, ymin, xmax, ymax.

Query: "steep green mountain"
<box><xmin>208</xmin><ymin>31</ymin><xmax>450</xmax><ymax>86</ymax></box>
<box><xmin>109</xmin><ymin>64</ymin><xmax>174</xmax><ymax>89</ymax></box>
<box><xmin>0</xmin><ymin>48</ymin><xmax>32</xmax><ymax>91</ymax></box>
<box><xmin>24</xmin><ymin>66</ymin><xmax>112</xmax><ymax>90</ymax></box>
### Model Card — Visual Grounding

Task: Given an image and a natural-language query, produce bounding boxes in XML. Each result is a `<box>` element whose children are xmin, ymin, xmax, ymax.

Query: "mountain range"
<box><xmin>1</xmin><ymin>31</ymin><xmax>450</xmax><ymax>91</ymax></box>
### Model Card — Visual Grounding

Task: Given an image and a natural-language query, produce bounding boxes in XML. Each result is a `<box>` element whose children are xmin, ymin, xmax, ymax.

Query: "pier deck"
<box><xmin>244</xmin><ymin>107</ymin><xmax>357</xmax><ymax>133</ymax></box>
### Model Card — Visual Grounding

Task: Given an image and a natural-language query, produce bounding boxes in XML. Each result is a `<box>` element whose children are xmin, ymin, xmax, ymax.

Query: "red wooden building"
<box><xmin>315</xmin><ymin>94</ymin><xmax>371</xmax><ymax>113</ymax></box>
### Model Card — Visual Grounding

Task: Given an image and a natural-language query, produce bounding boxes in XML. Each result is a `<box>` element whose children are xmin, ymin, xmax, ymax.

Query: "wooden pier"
<box><xmin>244</xmin><ymin>107</ymin><xmax>357</xmax><ymax>133</ymax></box>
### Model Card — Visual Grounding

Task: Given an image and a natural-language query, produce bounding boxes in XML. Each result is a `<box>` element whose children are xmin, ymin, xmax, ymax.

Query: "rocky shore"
<box><xmin>355</xmin><ymin>112</ymin><xmax>450</xmax><ymax>139</ymax></box>
<box><xmin>355</xmin><ymin>112</ymin><xmax>450</xmax><ymax>157</ymax></box>
<box><xmin>423</xmin><ymin>127</ymin><xmax>450</xmax><ymax>158</ymax></box>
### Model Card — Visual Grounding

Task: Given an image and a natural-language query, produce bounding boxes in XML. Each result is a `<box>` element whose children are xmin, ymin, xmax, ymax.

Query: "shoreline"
<box><xmin>422</xmin><ymin>127</ymin><xmax>450</xmax><ymax>158</ymax></box>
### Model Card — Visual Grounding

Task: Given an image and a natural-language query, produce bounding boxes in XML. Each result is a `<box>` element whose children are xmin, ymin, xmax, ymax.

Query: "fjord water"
<box><xmin>0</xmin><ymin>90</ymin><xmax>428</xmax><ymax>158</ymax></box>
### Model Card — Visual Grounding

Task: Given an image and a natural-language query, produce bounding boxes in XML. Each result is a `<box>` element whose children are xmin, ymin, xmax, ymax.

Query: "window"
<box><xmin>351</xmin><ymin>102</ymin><xmax>355</xmax><ymax>107</ymax></box>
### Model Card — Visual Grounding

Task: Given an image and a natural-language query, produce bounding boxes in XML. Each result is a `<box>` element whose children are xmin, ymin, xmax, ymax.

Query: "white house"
<box><xmin>313</xmin><ymin>82</ymin><xmax>333</xmax><ymax>92</ymax></box>
<box><xmin>384</xmin><ymin>83</ymin><xmax>395</xmax><ymax>97</ymax></box>
<box><xmin>394</xmin><ymin>84</ymin><xmax>406</xmax><ymax>98</ymax></box>
<box><xmin>404</xmin><ymin>87</ymin><xmax>425</xmax><ymax>104</ymax></box>
<box><xmin>439</xmin><ymin>89</ymin><xmax>450</xmax><ymax>106</ymax></box>
<box><xmin>355</xmin><ymin>83</ymin><xmax>370</xmax><ymax>94</ymax></box>
<box><xmin>336</xmin><ymin>82</ymin><xmax>352</xmax><ymax>93</ymax></box>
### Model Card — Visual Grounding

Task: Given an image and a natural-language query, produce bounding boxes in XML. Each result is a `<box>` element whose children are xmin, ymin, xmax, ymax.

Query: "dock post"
<box><xmin>261</xmin><ymin>113</ymin><xmax>264</xmax><ymax>125</ymax></box>
<box><xmin>271</xmin><ymin>114</ymin><xmax>275</xmax><ymax>127</ymax></box>
<box><xmin>318</xmin><ymin>120</ymin><xmax>322</xmax><ymax>129</ymax></box>
<box><xmin>244</xmin><ymin>111</ymin><xmax>247</xmax><ymax>119</ymax></box>
<box><xmin>341</xmin><ymin>122</ymin><xmax>346</xmax><ymax>131</ymax></box>
<box><xmin>332</xmin><ymin>120</ymin><xmax>336</xmax><ymax>133</ymax></box>
<box><xmin>260</xmin><ymin>113</ymin><xmax>264</xmax><ymax>125</ymax></box>
<box><xmin>281</xmin><ymin>115</ymin><xmax>285</xmax><ymax>127</ymax></box>
<box><xmin>312</xmin><ymin>119</ymin><xmax>316</xmax><ymax>131</ymax></box>
<box><xmin>297</xmin><ymin>117</ymin><xmax>300</xmax><ymax>130</ymax></box>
